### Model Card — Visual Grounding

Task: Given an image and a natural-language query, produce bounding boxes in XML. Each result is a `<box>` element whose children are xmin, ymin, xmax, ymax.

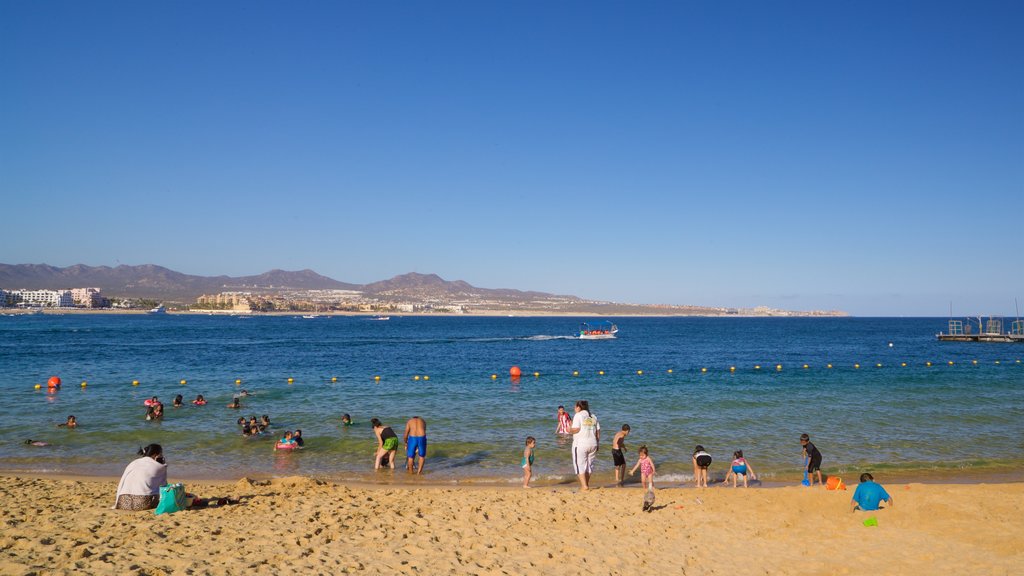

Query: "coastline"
<box><xmin>2</xmin><ymin>308</ymin><xmax>848</xmax><ymax>318</ymax></box>
<box><xmin>2</xmin><ymin>474</ymin><xmax>1020</xmax><ymax>575</ymax></box>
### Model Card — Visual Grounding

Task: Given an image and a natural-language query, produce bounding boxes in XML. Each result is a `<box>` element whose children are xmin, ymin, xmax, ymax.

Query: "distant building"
<box><xmin>195</xmin><ymin>292</ymin><xmax>255</xmax><ymax>311</ymax></box>
<box><xmin>0</xmin><ymin>289</ymin><xmax>8</xmax><ymax>307</ymax></box>
<box><xmin>7</xmin><ymin>289</ymin><xmax>74</xmax><ymax>307</ymax></box>
<box><xmin>70</xmin><ymin>287</ymin><xmax>109</xmax><ymax>308</ymax></box>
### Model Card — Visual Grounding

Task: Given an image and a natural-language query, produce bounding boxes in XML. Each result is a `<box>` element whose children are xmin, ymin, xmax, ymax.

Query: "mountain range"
<box><xmin>0</xmin><ymin>264</ymin><xmax>579</xmax><ymax>303</ymax></box>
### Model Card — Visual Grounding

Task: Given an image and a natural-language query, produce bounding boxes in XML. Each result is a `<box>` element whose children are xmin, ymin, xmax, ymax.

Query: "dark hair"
<box><xmin>294</xmin><ymin>429</ymin><xmax>302</xmax><ymax>435</ymax></box>
<box><xmin>694</xmin><ymin>445</ymin><xmax>705</xmax><ymax>454</ymax></box>
<box><xmin>174</xmin><ymin>394</ymin><xmax>183</xmax><ymax>401</ymax></box>
<box><xmin>622</xmin><ymin>424</ymin><xmax>631</xmax><ymax>431</ymax></box>
<box><xmin>576</xmin><ymin>400</ymin><xmax>590</xmax><ymax>413</ymax></box>
<box><xmin>557</xmin><ymin>405</ymin><xmax>565</xmax><ymax>410</ymax></box>
<box><xmin>734</xmin><ymin>450</ymin><xmax>743</xmax><ymax>459</ymax></box>
<box><xmin>525</xmin><ymin>436</ymin><xmax>536</xmax><ymax>445</ymax></box>
<box><xmin>638</xmin><ymin>444</ymin><xmax>649</xmax><ymax>455</ymax></box>
<box><xmin>138</xmin><ymin>444</ymin><xmax>163</xmax><ymax>458</ymax></box>
<box><xmin>262</xmin><ymin>414</ymin><xmax>269</xmax><ymax>420</ymax></box>
<box><xmin>197</xmin><ymin>394</ymin><xmax>204</xmax><ymax>400</ymax></box>
<box><xmin>800</xmin><ymin>433</ymin><xmax>810</xmax><ymax>441</ymax></box>
<box><xmin>237</xmin><ymin>417</ymin><xmax>245</xmax><ymax>426</ymax></box>
<box><xmin>342</xmin><ymin>413</ymin><xmax>351</xmax><ymax>420</ymax></box>
<box><xmin>67</xmin><ymin>415</ymin><xmax>76</xmax><ymax>421</ymax></box>
<box><xmin>370</xmin><ymin>418</ymin><xmax>382</xmax><ymax>427</ymax></box>
<box><xmin>860</xmin><ymin>472</ymin><xmax>874</xmax><ymax>483</ymax></box>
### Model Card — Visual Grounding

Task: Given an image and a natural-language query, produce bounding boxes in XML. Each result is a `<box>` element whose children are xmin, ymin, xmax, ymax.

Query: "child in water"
<box><xmin>293</xmin><ymin>429</ymin><xmax>304</xmax><ymax>448</ymax></box>
<box><xmin>341</xmin><ymin>414</ymin><xmax>353</xmax><ymax>426</ymax></box>
<box><xmin>692</xmin><ymin>445</ymin><xmax>712</xmax><ymax>488</ymax></box>
<box><xmin>57</xmin><ymin>415</ymin><xmax>77</xmax><ymax>428</ymax></box>
<box><xmin>522</xmin><ymin>436</ymin><xmax>536</xmax><ymax>488</ymax></box>
<box><xmin>227</xmin><ymin>397</ymin><xmax>241</xmax><ymax>409</ymax></box>
<box><xmin>173</xmin><ymin>395</ymin><xmax>183</xmax><ymax>408</ymax></box>
<box><xmin>630</xmin><ymin>445</ymin><xmax>657</xmax><ymax>492</ymax></box>
<box><xmin>192</xmin><ymin>394</ymin><xmax>206</xmax><ymax>406</ymax></box>
<box><xmin>728</xmin><ymin>450</ymin><xmax>757</xmax><ymax>488</ymax></box>
<box><xmin>555</xmin><ymin>406</ymin><xmax>572</xmax><ymax>434</ymax></box>
<box><xmin>275</xmin><ymin>431</ymin><xmax>296</xmax><ymax>450</ymax></box>
<box><xmin>612</xmin><ymin>424</ymin><xmax>631</xmax><ymax>486</ymax></box>
<box><xmin>261</xmin><ymin>415</ymin><xmax>271</xmax><ymax>428</ymax></box>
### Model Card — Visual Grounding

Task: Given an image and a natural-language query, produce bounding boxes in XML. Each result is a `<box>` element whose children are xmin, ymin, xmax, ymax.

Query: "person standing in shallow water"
<box><xmin>569</xmin><ymin>400</ymin><xmax>600</xmax><ymax>491</ymax></box>
<box><xmin>404</xmin><ymin>416</ymin><xmax>427</xmax><ymax>474</ymax></box>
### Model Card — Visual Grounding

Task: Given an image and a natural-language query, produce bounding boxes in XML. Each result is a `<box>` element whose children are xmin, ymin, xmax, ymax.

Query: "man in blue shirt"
<box><xmin>851</xmin><ymin>472</ymin><xmax>894</xmax><ymax>512</ymax></box>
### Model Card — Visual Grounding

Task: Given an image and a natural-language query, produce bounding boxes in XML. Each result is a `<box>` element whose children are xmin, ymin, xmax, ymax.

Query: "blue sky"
<box><xmin>2</xmin><ymin>1</ymin><xmax>1021</xmax><ymax>315</ymax></box>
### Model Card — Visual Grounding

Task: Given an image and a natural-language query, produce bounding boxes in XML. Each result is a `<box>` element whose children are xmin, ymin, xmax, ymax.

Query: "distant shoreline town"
<box><xmin>0</xmin><ymin>263</ymin><xmax>847</xmax><ymax>317</ymax></box>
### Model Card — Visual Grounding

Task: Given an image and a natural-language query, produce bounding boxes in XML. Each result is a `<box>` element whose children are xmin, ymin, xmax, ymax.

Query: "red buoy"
<box><xmin>47</xmin><ymin>376</ymin><xmax>61</xmax><ymax>388</ymax></box>
<box><xmin>509</xmin><ymin>366</ymin><xmax>522</xmax><ymax>377</ymax></box>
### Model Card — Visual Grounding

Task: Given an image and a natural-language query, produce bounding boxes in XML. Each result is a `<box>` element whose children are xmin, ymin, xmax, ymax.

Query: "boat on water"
<box><xmin>370</xmin><ymin>315</ymin><xmax>390</xmax><ymax>321</ymax></box>
<box><xmin>578</xmin><ymin>320</ymin><xmax>618</xmax><ymax>340</ymax></box>
<box><xmin>148</xmin><ymin>305</ymin><xmax>167</xmax><ymax>315</ymax></box>
<box><xmin>302</xmin><ymin>315</ymin><xmax>321</xmax><ymax>319</ymax></box>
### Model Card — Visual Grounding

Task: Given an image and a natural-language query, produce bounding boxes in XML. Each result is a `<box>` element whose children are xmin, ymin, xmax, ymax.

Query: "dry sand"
<box><xmin>1</xmin><ymin>476</ymin><xmax>1021</xmax><ymax>575</ymax></box>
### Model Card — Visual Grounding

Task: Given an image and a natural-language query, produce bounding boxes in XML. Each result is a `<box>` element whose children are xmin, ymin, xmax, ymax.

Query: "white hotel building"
<box><xmin>4</xmin><ymin>289</ymin><xmax>75</xmax><ymax>307</ymax></box>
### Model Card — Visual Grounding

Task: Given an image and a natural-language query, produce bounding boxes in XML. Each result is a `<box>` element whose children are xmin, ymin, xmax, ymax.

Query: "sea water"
<box><xmin>1</xmin><ymin>314</ymin><xmax>1022</xmax><ymax>483</ymax></box>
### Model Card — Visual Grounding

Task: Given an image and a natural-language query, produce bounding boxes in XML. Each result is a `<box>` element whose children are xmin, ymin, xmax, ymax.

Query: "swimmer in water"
<box><xmin>341</xmin><ymin>414</ymin><xmax>353</xmax><ymax>426</ymax></box>
<box><xmin>236</xmin><ymin>417</ymin><xmax>246</xmax><ymax>427</ymax></box>
<box><xmin>173</xmin><ymin>394</ymin><xmax>183</xmax><ymax>408</ymax></box>
<box><xmin>57</xmin><ymin>415</ymin><xmax>77</xmax><ymax>428</ymax></box>
<box><xmin>227</xmin><ymin>397</ymin><xmax>241</xmax><ymax>409</ymax></box>
<box><xmin>260</xmin><ymin>415</ymin><xmax>270</xmax><ymax>428</ymax></box>
<box><xmin>293</xmin><ymin>429</ymin><xmax>304</xmax><ymax>448</ymax></box>
<box><xmin>25</xmin><ymin>439</ymin><xmax>50</xmax><ymax>447</ymax></box>
<box><xmin>193</xmin><ymin>394</ymin><xmax>206</xmax><ymax>405</ymax></box>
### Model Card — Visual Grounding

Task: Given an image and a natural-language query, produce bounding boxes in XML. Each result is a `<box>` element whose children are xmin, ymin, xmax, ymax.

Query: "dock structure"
<box><xmin>937</xmin><ymin>317</ymin><xmax>1024</xmax><ymax>343</ymax></box>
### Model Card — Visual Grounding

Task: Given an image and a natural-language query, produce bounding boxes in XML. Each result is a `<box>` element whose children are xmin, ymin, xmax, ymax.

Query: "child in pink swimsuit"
<box><xmin>630</xmin><ymin>445</ymin><xmax>656</xmax><ymax>491</ymax></box>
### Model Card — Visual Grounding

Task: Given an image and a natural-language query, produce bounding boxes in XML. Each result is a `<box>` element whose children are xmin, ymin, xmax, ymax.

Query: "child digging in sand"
<box><xmin>522</xmin><ymin>436</ymin><xmax>536</xmax><ymax>488</ymax></box>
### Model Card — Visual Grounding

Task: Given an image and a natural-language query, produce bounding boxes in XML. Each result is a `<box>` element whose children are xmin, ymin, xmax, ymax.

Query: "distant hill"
<box><xmin>0</xmin><ymin>263</ymin><xmax>358</xmax><ymax>300</ymax></box>
<box><xmin>0</xmin><ymin>264</ymin><xmax>575</xmax><ymax>303</ymax></box>
<box><xmin>362</xmin><ymin>272</ymin><xmax>579</xmax><ymax>301</ymax></box>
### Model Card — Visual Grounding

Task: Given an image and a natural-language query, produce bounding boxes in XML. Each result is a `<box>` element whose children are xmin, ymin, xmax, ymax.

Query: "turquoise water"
<box><xmin>1</xmin><ymin>314</ymin><xmax>1022</xmax><ymax>483</ymax></box>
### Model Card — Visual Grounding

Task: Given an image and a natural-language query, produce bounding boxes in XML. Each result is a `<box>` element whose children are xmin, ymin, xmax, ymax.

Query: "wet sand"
<box><xmin>0</xmin><ymin>475</ymin><xmax>1021</xmax><ymax>575</ymax></box>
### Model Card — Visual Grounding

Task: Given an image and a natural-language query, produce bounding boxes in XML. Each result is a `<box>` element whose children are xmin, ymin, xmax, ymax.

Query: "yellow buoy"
<box><xmin>413</xmin><ymin>375</ymin><xmax>420</xmax><ymax>381</ymax></box>
<box><xmin>754</xmin><ymin>365</ymin><xmax>761</xmax><ymax>370</ymax></box>
<box><xmin>776</xmin><ymin>364</ymin><xmax>782</xmax><ymax>371</ymax></box>
<box><xmin>573</xmin><ymin>371</ymin><xmax>579</xmax><ymax>377</ymax></box>
<box><xmin>855</xmin><ymin>363</ymin><xmax>861</xmax><ymax>369</ymax></box>
<box><xmin>926</xmin><ymin>361</ymin><xmax>932</xmax><ymax>367</ymax></box>
<box><xmin>180</xmin><ymin>379</ymin><xmax>187</xmax><ymax>385</ymax></box>
<box><xmin>803</xmin><ymin>364</ymin><xmax>809</xmax><ymax>369</ymax></box>
<box><xmin>729</xmin><ymin>366</ymin><xmax>736</xmax><ymax>372</ymax></box>
<box><xmin>374</xmin><ymin>375</ymin><xmax>381</xmax><ymax>381</ymax></box>
<box><xmin>533</xmin><ymin>372</ymin><xmax>539</xmax><ymax>377</ymax></box>
<box><xmin>876</xmin><ymin>363</ymin><xmax>882</xmax><ymax>368</ymax></box>
<box><xmin>235</xmin><ymin>379</ymin><xmax>242</xmax><ymax>385</ymax></box>
<box><xmin>490</xmin><ymin>374</ymin><xmax>497</xmax><ymax>379</ymax></box>
<box><xmin>331</xmin><ymin>376</ymin><xmax>338</xmax><ymax>382</ymax></box>
<box><xmin>668</xmin><ymin>369</ymin><xmax>674</xmax><ymax>374</ymax></box>
<box><xmin>948</xmin><ymin>361</ymin><xmax>954</xmax><ymax>366</ymax></box>
<box><xmin>995</xmin><ymin>360</ymin><xmax>1001</xmax><ymax>365</ymax></box>
<box><xmin>826</xmin><ymin>364</ymin><xmax>833</xmax><ymax>369</ymax></box>
<box><xmin>972</xmin><ymin>360</ymin><xmax>977</xmax><ymax>365</ymax></box>
<box><xmin>132</xmin><ymin>380</ymin><xmax>140</xmax><ymax>386</ymax></box>
<box><xmin>287</xmin><ymin>377</ymin><xmax>294</xmax><ymax>383</ymax></box>
<box><xmin>598</xmin><ymin>370</ymin><xmax>605</xmax><ymax>376</ymax></box>
<box><xmin>34</xmin><ymin>384</ymin><xmax>42</xmax><ymax>390</ymax></box>
<box><xmin>81</xmin><ymin>381</ymin><xmax>87</xmax><ymax>387</ymax></box>
<box><xmin>636</xmin><ymin>370</ymin><xmax>643</xmax><ymax>375</ymax></box>
<box><xmin>423</xmin><ymin>375</ymin><xmax>430</xmax><ymax>381</ymax></box>
<box><xmin>901</xmin><ymin>362</ymin><xmax>907</xmax><ymax>367</ymax></box>
<box><xmin>700</xmin><ymin>368</ymin><xmax>707</xmax><ymax>373</ymax></box>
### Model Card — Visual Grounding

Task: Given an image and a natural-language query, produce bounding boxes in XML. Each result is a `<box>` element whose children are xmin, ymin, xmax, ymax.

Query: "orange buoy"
<box><xmin>509</xmin><ymin>366</ymin><xmax>522</xmax><ymax>377</ymax></box>
<box><xmin>47</xmin><ymin>376</ymin><xmax>61</xmax><ymax>388</ymax></box>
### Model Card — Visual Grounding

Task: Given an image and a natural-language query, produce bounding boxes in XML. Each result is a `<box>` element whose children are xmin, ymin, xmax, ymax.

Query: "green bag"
<box><xmin>155</xmin><ymin>483</ymin><xmax>186</xmax><ymax>515</ymax></box>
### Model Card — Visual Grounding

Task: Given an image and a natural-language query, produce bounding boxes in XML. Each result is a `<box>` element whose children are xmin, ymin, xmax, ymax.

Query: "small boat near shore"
<box><xmin>370</xmin><ymin>315</ymin><xmax>390</xmax><ymax>321</ymax></box>
<box><xmin>148</xmin><ymin>305</ymin><xmax>167</xmax><ymax>315</ymax></box>
<box><xmin>578</xmin><ymin>320</ymin><xmax>618</xmax><ymax>340</ymax></box>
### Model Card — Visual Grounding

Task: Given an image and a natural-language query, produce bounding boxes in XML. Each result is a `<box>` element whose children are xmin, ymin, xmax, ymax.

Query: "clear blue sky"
<box><xmin>2</xmin><ymin>1</ymin><xmax>1021</xmax><ymax>316</ymax></box>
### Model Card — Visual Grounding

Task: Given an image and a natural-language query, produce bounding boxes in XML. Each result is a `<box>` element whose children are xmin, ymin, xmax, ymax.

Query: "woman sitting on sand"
<box><xmin>114</xmin><ymin>444</ymin><xmax>167</xmax><ymax>511</ymax></box>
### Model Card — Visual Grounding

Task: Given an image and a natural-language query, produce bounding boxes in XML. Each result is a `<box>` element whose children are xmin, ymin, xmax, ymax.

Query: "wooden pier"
<box><xmin>937</xmin><ymin>317</ymin><xmax>1024</xmax><ymax>343</ymax></box>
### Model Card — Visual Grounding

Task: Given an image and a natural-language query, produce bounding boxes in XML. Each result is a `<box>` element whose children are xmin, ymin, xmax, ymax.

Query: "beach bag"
<box><xmin>825</xmin><ymin>476</ymin><xmax>846</xmax><ymax>491</ymax></box>
<box><xmin>155</xmin><ymin>483</ymin><xmax>187</xmax><ymax>515</ymax></box>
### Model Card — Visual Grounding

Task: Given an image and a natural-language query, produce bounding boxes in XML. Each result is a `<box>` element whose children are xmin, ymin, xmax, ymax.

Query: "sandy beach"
<box><xmin>1</xmin><ymin>475</ymin><xmax>1021</xmax><ymax>575</ymax></box>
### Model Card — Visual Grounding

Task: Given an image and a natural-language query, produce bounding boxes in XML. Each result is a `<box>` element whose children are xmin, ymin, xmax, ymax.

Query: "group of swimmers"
<box><xmin>237</xmin><ymin>414</ymin><xmax>272</xmax><ymax>436</ymax></box>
